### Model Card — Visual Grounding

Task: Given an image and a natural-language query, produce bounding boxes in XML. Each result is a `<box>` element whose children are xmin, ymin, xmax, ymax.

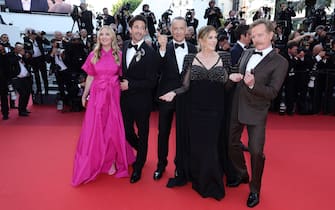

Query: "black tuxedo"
<box><xmin>155</xmin><ymin>41</ymin><xmax>197</xmax><ymax>172</ymax></box>
<box><xmin>8</xmin><ymin>53</ymin><xmax>32</xmax><ymax>114</ymax></box>
<box><xmin>0</xmin><ymin>53</ymin><xmax>10</xmax><ymax>118</ymax></box>
<box><xmin>121</xmin><ymin>40</ymin><xmax>158</xmax><ymax>172</ymax></box>
<box><xmin>24</xmin><ymin>36</ymin><xmax>49</xmax><ymax>94</ymax></box>
<box><xmin>5</xmin><ymin>0</ymin><xmax>49</xmax><ymax>12</ymax></box>
<box><xmin>228</xmin><ymin>49</ymin><xmax>288</xmax><ymax>193</ymax></box>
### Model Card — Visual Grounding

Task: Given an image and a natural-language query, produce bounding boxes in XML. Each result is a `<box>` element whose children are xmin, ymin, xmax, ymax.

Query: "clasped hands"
<box><xmin>229</xmin><ymin>72</ymin><xmax>255</xmax><ymax>87</ymax></box>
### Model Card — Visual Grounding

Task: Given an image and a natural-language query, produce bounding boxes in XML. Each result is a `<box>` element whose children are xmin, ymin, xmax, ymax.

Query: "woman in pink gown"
<box><xmin>72</xmin><ymin>26</ymin><xmax>135</xmax><ymax>186</ymax></box>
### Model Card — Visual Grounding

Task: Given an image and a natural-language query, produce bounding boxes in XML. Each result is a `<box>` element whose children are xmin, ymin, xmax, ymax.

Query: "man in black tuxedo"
<box><xmin>154</xmin><ymin>17</ymin><xmax>197</xmax><ymax>182</ymax></box>
<box><xmin>120</xmin><ymin>15</ymin><xmax>158</xmax><ymax>183</ymax></box>
<box><xmin>227</xmin><ymin>19</ymin><xmax>288</xmax><ymax>207</ymax></box>
<box><xmin>5</xmin><ymin>0</ymin><xmax>48</xmax><ymax>12</ymax></box>
<box><xmin>280</xmin><ymin>41</ymin><xmax>299</xmax><ymax>115</ymax></box>
<box><xmin>79</xmin><ymin>3</ymin><xmax>94</xmax><ymax>35</ymax></box>
<box><xmin>8</xmin><ymin>43</ymin><xmax>32</xmax><ymax>117</ymax></box>
<box><xmin>24</xmin><ymin>30</ymin><xmax>50</xmax><ymax>96</ymax></box>
<box><xmin>0</xmin><ymin>43</ymin><xmax>10</xmax><ymax>120</ymax></box>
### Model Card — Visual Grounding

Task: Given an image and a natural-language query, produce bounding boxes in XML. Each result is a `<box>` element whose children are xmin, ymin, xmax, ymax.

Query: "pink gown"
<box><xmin>72</xmin><ymin>49</ymin><xmax>135</xmax><ymax>186</ymax></box>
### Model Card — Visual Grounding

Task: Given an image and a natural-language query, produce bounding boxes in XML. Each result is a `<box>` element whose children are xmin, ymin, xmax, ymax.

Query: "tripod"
<box><xmin>71</xmin><ymin>18</ymin><xmax>81</xmax><ymax>33</ymax></box>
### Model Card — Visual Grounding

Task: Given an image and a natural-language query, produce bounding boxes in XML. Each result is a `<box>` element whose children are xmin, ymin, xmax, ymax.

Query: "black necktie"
<box><xmin>252</xmin><ymin>50</ymin><xmax>263</xmax><ymax>56</ymax></box>
<box><xmin>128</xmin><ymin>43</ymin><xmax>138</xmax><ymax>51</ymax></box>
<box><xmin>174</xmin><ymin>43</ymin><xmax>185</xmax><ymax>49</ymax></box>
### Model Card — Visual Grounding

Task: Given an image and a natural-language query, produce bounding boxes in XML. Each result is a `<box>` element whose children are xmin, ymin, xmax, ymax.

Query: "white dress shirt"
<box><xmin>237</xmin><ymin>41</ymin><xmax>247</xmax><ymax>50</ymax></box>
<box><xmin>173</xmin><ymin>40</ymin><xmax>188</xmax><ymax>73</ymax></box>
<box><xmin>32</xmin><ymin>40</ymin><xmax>42</xmax><ymax>57</ymax></box>
<box><xmin>55</xmin><ymin>53</ymin><xmax>67</xmax><ymax>71</ymax></box>
<box><xmin>126</xmin><ymin>39</ymin><xmax>144</xmax><ymax>68</ymax></box>
<box><xmin>246</xmin><ymin>46</ymin><xmax>273</xmax><ymax>73</ymax></box>
<box><xmin>17</xmin><ymin>55</ymin><xmax>29</xmax><ymax>78</ymax></box>
<box><xmin>22</xmin><ymin>0</ymin><xmax>31</xmax><ymax>11</ymax></box>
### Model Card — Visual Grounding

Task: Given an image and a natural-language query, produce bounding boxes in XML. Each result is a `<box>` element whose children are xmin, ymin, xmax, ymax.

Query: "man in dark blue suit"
<box><xmin>230</xmin><ymin>24</ymin><xmax>251</xmax><ymax>65</ymax></box>
<box><xmin>5</xmin><ymin>0</ymin><xmax>48</xmax><ymax>12</ymax></box>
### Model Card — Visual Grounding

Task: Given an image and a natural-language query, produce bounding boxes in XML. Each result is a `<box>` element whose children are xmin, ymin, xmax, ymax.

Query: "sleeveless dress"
<box><xmin>72</xmin><ymin>49</ymin><xmax>135</xmax><ymax>186</ymax></box>
<box><xmin>174</xmin><ymin>53</ymin><xmax>229</xmax><ymax>200</ymax></box>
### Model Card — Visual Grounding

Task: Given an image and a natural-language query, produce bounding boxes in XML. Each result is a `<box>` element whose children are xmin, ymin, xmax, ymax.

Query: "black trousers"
<box><xmin>12</xmin><ymin>77</ymin><xmax>32</xmax><ymax>113</ymax></box>
<box><xmin>0</xmin><ymin>87</ymin><xmax>9</xmax><ymax>117</ymax></box>
<box><xmin>157</xmin><ymin>101</ymin><xmax>175</xmax><ymax>170</ymax></box>
<box><xmin>229</xmin><ymin>107</ymin><xmax>266</xmax><ymax>193</ymax></box>
<box><xmin>121</xmin><ymin>97</ymin><xmax>151</xmax><ymax>172</ymax></box>
<box><xmin>31</xmin><ymin>56</ymin><xmax>48</xmax><ymax>94</ymax></box>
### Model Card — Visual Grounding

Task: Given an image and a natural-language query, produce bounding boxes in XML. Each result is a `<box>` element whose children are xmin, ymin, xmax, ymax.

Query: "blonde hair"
<box><xmin>92</xmin><ymin>26</ymin><xmax>120</xmax><ymax>65</ymax></box>
<box><xmin>197</xmin><ymin>25</ymin><xmax>216</xmax><ymax>50</ymax></box>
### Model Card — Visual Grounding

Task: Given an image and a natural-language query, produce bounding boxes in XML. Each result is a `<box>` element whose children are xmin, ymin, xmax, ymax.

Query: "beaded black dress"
<box><xmin>174</xmin><ymin>52</ymin><xmax>230</xmax><ymax>200</ymax></box>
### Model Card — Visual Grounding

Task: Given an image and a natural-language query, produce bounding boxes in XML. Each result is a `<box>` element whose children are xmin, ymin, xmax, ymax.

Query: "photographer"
<box><xmin>185</xmin><ymin>9</ymin><xmax>198</xmax><ymax>36</ymax></box>
<box><xmin>102</xmin><ymin>8</ymin><xmax>115</xmax><ymax>26</ymax></box>
<box><xmin>24</xmin><ymin>30</ymin><xmax>50</xmax><ymax>96</ymax></box>
<box><xmin>79</xmin><ymin>3</ymin><xmax>94</xmax><ymax>35</ymax></box>
<box><xmin>47</xmin><ymin>39</ymin><xmax>75</xmax><ymax>110</ymax></box>
<box><xmin>204</xmin><ymin>0</ymin><xmax>223</xmax><ymax>29</ymax></box>
<box><xmin>158</xmin><ymin>9</ymin><xmax>173</xmax><ymax>36</ymax></box>
<box><xmin>276</xmin><ymin>2</ymin><xmax>296</xmax><ymax>37</ymax></box>
<box><xmin>140</xmin><ymin>4</ymin><xmax>157</xmax><ymax>39</ymax></box>
<box><xmin>116</xmin><ymin>3</ymin><xmax>131</xmax><ymax>40</ymax></box>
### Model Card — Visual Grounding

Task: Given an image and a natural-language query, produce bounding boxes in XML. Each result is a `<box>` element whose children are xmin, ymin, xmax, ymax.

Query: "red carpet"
<box><xmin>0</xmin><ymin>105</ymin><xmax>334</xmax><ymax>210</ymax></box>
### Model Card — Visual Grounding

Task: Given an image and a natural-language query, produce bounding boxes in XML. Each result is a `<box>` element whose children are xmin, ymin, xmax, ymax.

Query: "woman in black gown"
<box><xmin>160</xmin><ymin>25</ymin><xmax>242</xmax><ymax>200</ymax></box>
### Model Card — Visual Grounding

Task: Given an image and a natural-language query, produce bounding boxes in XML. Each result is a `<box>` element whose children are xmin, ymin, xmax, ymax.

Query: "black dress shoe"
<box><xmin>247</xmin><ymin>192</ymin><xmax>260</xmax><ymax>208</ymax></box>
<box><xmin>226</xmin><ymin>176</ymin><xmax>249</xmax><ymax>187</ymax></box>
<box><xmin>153</xmin><ymin>168</ymin><xmax>165</xmax><ymax>180</ymax></box>
<box><xmin>24</xmin><ymin>110</ymin><xmax>31</xmax><ymax>114</ymax></box>
<box><xmin>130</xmin><ymin>171</ymin><xmax>141</xmax><ymax>183</ymax></box>
<box><xmin>19</xmin><ymin>112</ymin><xmax>29</xmax><ymax>117</ymax></box>
<box><xmin>2</xmin><ymin>115</ymin><xmax>9</xmax><ymax>120</ymax></box>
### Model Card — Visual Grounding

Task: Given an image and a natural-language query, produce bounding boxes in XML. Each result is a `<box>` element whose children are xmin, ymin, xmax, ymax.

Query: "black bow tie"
<box><xmin>174</xmin><ymin>43</ymin><xmax>185</xmax><ymax>49</ymax></box>
<box><xmin>252</xmin><ymin>50</ymin><xmax>263</xmax><ymax>56</ymax></box>
<box><xmin>128</xmin><ymin>43</ymin><xmax>138</xmax><ymax>50</ymax></box>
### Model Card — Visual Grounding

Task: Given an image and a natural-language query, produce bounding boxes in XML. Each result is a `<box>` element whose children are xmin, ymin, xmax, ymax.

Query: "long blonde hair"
<box><xmin>92</xmin><ymin>26</ymin><xmax>120</xmax><ymax>65</ymax></box>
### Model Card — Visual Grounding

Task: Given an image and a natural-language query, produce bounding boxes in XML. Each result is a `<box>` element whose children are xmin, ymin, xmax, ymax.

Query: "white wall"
<box><xmin>0</xmin><ymin>12</ymin><xmax>82</xmax><ymax>34</ymax></box>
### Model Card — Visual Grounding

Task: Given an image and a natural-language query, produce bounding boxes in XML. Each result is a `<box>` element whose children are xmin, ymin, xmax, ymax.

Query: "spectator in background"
<box><xmin>102</xmin><ymin>8</ymin><xmax>115</xmax><ymax>26</ymax></box>
<box><xmin>24</xmin><ymin>30</ymin><xmax>50</xmax><ymax>96</ymax></box>
<box><xmin>8</xmin><ymin>43</ymin><xmax>32</xmax><ymax>117</ymax></box>
<box><xmin>204</xmin><ymin>0</ymin><xmax>223</xmax><ymax>29</ymax></box>
<box><xmin>79</xmin><ymin>3</ymin><xmax>94</xmax><ymax>35</ymax></box>
<box><xmin>0</xmin><ymin>43</ymin><xmax>10</xmax><ymax>120</ymax></box>
<box><xmin>140</xmin><ymin>4</ymin><xmax>157</xmax><ymax>40</ymax></box>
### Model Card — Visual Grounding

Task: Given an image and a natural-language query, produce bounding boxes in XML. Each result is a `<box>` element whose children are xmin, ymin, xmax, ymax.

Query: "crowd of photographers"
<box><xmin>1</xmin><ymin>1</ymin><xmax>335</xmax><ymax>120</ymax></box>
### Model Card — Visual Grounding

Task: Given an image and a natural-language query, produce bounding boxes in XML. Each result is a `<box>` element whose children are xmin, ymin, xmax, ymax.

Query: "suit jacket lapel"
<box><xmin>240</xmin><ymin>50</ymin><xmax>253</xmax><ymax>74</ymax></box>
<box><xmin>253</xmin><ymin>49</ymin><xmax>276</xmax><ymax>73</ymax></box>
<box><xmin>122</xmin><ymin>40</ymin><xmax>129</xmax><ymax>74</ymax></box>
<box><xmin>167</xmin><ymin>42</ymin><xmax>179</xmax><ymax>73</ymax></box>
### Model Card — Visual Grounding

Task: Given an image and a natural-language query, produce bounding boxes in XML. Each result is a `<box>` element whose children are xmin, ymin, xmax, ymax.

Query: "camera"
<box><xmin>158</xmin><ymin>9</ymin><xmax>173</xmax><ymax>35</ymax></box>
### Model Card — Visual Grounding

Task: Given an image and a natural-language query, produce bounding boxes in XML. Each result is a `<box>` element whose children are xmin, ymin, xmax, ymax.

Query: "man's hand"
<box><xmin>244</xmin><ymin>72</ymin><xmax>255</xmax><ymax>88</ymax></box>
<box><xmin>120</xmin><ymin>79</ymin><xmax>129</xmax><ymax>91</ymax></box>
<box><xmin>157</xmin><ymin>32</ymin><xmax>168</xmax><ymax>51</ymax></box>
<box><xmin>159</xmin><ymin>91</ymin><xmax>176</xmax><ymax>102</ymax></box>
